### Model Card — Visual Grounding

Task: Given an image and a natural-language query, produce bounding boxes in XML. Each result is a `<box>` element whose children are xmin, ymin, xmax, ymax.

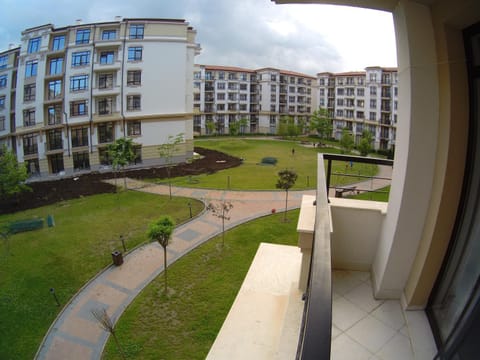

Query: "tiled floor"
<box><xmin>331</xmin><ymin>270</ymin><xmax>437</xmax><ymax>360</ymax></box>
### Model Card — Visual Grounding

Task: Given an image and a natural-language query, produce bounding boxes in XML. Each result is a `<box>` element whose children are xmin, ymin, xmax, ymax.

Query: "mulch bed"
<box><xmin>0</xmin><ymin>147</ymin><xmax>242</xmax><ymax>215</ymax></box>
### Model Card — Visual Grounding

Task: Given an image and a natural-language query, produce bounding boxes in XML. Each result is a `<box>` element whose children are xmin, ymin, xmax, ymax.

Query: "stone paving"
<box><xmin>35</xmin><ymin>165</ymin><xmax>392</xmax><ymax>359</ymax></box>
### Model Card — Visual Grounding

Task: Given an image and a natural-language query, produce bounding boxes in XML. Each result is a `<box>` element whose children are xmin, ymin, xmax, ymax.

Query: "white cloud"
<box><xmin>0</xmin><ymin>0</ymin><xmax>396</xmax><ymax>74</ymax></box>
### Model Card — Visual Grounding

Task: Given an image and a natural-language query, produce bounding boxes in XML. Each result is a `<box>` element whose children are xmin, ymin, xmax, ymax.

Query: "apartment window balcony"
<box><xmin>23</xmin><ymin>144</ymin><xmax>38</xmax><ymax>156</ymax></box>
<box><xmin>47</xmin><ymin>139</ymin><xmax>63</xmax><ymax>151</ymax></box>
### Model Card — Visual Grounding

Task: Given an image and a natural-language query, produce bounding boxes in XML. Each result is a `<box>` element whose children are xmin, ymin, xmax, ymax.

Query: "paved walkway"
<box><xmin>35</xmin><ymin>165</ymin><xmax>392</xmax><ymax>360</ymax></box>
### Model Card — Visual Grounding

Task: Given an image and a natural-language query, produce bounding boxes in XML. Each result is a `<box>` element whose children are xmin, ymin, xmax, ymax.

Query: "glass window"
<box><xmin>47</xmin><ymin>104</ymin><xmax>62</xmax><ymax>125</ymax></box>
<box><xmin>76</xmin><ymin>29</ymin><xmax>90</xmax><ymax>44</ymax></box>
<box><xmin>98</xmin><ymin>122</ymin><xmax>114</xmax><ymax>143</ymax></box>
<box><xmin>0</xmin><ymin>96</ymin><xmax>5</xmax><ymax>109</ymax></box>
<box><xmin>73</xmin><ymin>151</ymin><xmax>90</xmax><ymax>170</ymax></box>
<box><xmin>28</xmin><ymin>37</ymin><xmax>41</xmax><ymax>53</ymax></box>
<box><xmin>49</xmin><ymin>57</ymin><xmax>64</xmax><ymax>75</ymax></box>
<box><xmin>47</xmin><ymin>80</ymin><xmax>62</xmax><ymax>100</ymax></box>
<box><xmin>23</xmin><ymin>133</ymin><xmax>38</xmax><ymax>155</ymax></box>
<box><xmin>23</xmin><ymin>84</ymin><xmax>36</xmax><ymax>102</ymax></box>
<box><xmin>23</xmin><ymin>109</ymin><xmax>35</xmax><ymax>126</ymax></box>
<box><xmin>71</xmin><ymin>127</ymin><xmax>89</xmax><ymax>147</ymax></box>
<box><xmin>97</xmin><ymin>98</ymin><xmax>113</xmax><ymax>115</ymax></box>
<box><xmin>99</xmin><ymin>51</ymin><xmax>115</xmax><ymax>65</ymax></box>
<box><xmin>127</xmin><ymin>95</ymin><xmax>141</xmax><ymax>111</ymax></box>
<box><xmin>52</xmin><ymin>35</ymin><xmax>65</xmax><ymax>51</ymax></box>
<box><xmin>0</xmin><ymin>116</ymin><xmax>5</xmax><ymax>131</ymax></box>
<box><xmin>127</xmin><ymin>70</ymin><xmax>141</xmax><ymax>86</ymax></box>
<box><xmin>101</xmin><ymin>30</ymin><xmax>117</xmax><ymax>40</ymax></box>
<box><xmin>70</xmin><ymin>75</ymin><xmax>89</xmax><ymax>91</ymax></box>
<box><xmin>0</xmin><ymin>54</ymin><xmax>7</xmax><ymax>69</ymax></box>
<box><xmin>0</xmin><ymin>75</ymin><xmax>6</xmax><ymax>88</ymax></box>
<box><xmin>370</xmin><ymin>86</ymin><xmax>377</xmax><ymax>96</ymax></box>
<box><xmin>129</xmin><ymin>24</ymin><xmax>144</xmax><ymax>39</ymax></box>
<box><xmin>72</xmin><ymin>51</ymin><xmax>90</xmax><ymax>67</ymax></box>
<box><xmin>128</xmin><ymin>47</ymin><xmax>142</xmax><ymax>61</ymax></box>
<box><xmin>127</xmin><ymin>121</ymin><xmax>141</xmax><ymax>135</ymax></box>
<box><xmin>25</xmin><ymin>60</ymin><xmax>38</xmax><ymax>77</ymax></box>
<box><xmin>98</xmin><ymin>73</ymin><xmax>113</xmax><ymax>89</ymax></box>
<box><xmin>70</xmin><ymin>100</ymin><xmax>88</xmax><ymax>116</ymax></box>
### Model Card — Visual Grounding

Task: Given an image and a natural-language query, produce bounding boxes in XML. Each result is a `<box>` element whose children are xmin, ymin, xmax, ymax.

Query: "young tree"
<box><xmin>340</xmin><ymin>128</ymin><xmax>355</xmax><ymax>154</ymax></box>
<box><xmin>91</xmin><ymin>308</ymin><xmax>126</xmax><ymax>360</ymax></box>
<box><xmin>276</xmin><ymin>169</ymin><xmax>298</xmax><ymax>222</ymax></box>
<box><xmin>229</xmin><ymin>121</ymin><xmax>240</xmax><ymax>136</ymax></box>
<box><xmin>238</xmin><ymin>118</ymin><xmax>249</xmax><ymax>135</ymax></box>
<box><xmin>278</xmin><ymin>116</ymin><xmax>298</xmax><ymax>139</ymax></box>
<box><xmin>205</xmin><ymin>120</ymin><xmax>215</xmax><ymax>135</ymax></box>
<box><xmin>206</xmin><ymin>200</ymin><xmax>233</xmax><ymax>246</ymax></box>
<box><xmin>147</xmin><ymin>215</ymin><xmax>176</xmax><ymax>293</ymax></box>
<box><xmin>310</xmin><ymin>108</ymin><xmax>333</xmax><ymax>143</ymax></box>
<box><xmin>158</xmin><ymin>133</ymin><xmax>184</xmax><ymax>199</ymax></box>
<box><xmin>0</xmin><ymin>145</ymin><xmax>30</xmax><ymax>200</ymax></box>
<box><xmin>358</xmin><ymin>130</ymin><xmax>373</xmax><ymax>157</ymax></box>
<box><xmin>107</xmin><ymin>138</ymin><xmax>136</xmax><ymax>191</ymax></box>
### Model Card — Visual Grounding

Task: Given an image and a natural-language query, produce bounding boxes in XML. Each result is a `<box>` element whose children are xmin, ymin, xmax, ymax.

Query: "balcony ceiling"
<box><xmin>272</xmin><ymin>0</ymin><xmax>437</xmax><ymax>12</ymax></box>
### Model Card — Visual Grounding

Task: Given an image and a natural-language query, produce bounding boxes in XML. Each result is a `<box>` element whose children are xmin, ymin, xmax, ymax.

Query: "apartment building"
<box><xmin>193</xmin><ymin>65</ymin><xmax>316</xmax><ymax>135</ymax></box>
<box><xmin>0</xmin><ymin>18</ymin><xmax>199</xmax><ymax>178</ymax></box>
<box><xmin>318</xmin><ymin>67</ymin><xmax>398</xmax><ymax>150</ymax></box>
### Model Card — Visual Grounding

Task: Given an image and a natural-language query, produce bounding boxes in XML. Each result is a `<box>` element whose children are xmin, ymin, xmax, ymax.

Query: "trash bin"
<box><xmin>111</xmin><ymin>250</ymin><xmax>123</xmax><ymax>266</ymax></box>
<box><xmin>47</xmin><ymin>215</ymin><xmax>55</xmax><ymax>227</ymax></box>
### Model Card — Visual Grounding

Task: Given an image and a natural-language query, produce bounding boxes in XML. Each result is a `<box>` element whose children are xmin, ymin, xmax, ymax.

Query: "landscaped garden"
<box><xmin>102</xmin><ymin>209</ymin><xmax>300</xmax><ymax>359</ymax></box>
<box><xmin>0</xmin><ymin>192</ymin><xmax>203</xmax><ymax>360</ymax></box>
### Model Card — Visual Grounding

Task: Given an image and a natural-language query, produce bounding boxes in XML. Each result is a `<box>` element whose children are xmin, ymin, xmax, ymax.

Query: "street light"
<box><xmin>188</xmin><ymin>202</ymin><xmax>192</xmax><ymax>218</ymax></box>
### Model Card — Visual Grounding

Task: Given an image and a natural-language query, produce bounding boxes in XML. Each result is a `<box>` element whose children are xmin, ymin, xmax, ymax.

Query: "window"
<box><xmin>23</xmin><ymin>109</ymin><xmax>35</xmax><ymax>126</ymax></box>
<box><xmin>217</xmin><ymin>82</ymin><xmax>225</xmax><ymax>90</ymax></box>
<box><xmin>71</xmin><ymin>127</ymin><xmax>89</xmax><ymax>147</ymax></box>
<box><xmin>370</xmin><ymin>86</ymin><xmax>377</xmax><ymax>96</ymax></box>
<box><xmin>0</xmin><ymin>75</ymin><xmax>6</xmax><ymax>88</ymax></box>
<box><xmin>129</xmin><ymin>24</ymin><xmax>144</xmax><ymax>39</ymax></box>
<box><xmin>25</xmin><ymin>60</ymin><xmax>38</xmax><ymax>77</ymax></box>
<box><xmin>394</xmin><ymin>87</ymin><xmax>398</xmax><ymax>97</ymax></box>
<box><xmin>193</xmin><ymin>71</ymin><xmax>201</xmax><ymax>80</ymax></box>
<box><xmin>98</xmin><ymin>73</ymin><xmax>113</xmax><ymax>89</ymax></box>
<box><xmin>357</xmin><ymin>88</ymin><xmax>365</xmax><ymax>96</ymax></box>
<box><xmin>357</xmin><ymin>100</ymin><xmax>365</xmax><ymax>107</ymax></box>
<box><xmin>228</xmin><ymin>73</ymin><xmax>237</xmax><ymax>80</ymax></box>
<box><xmin>24</xmin><ymin>84</ymin><xmax>36</xmax><ymax>102</ymax></box>
<box><xmin>369</xmin><ymin>73</ymin><xmax>377</xmax><ymax>82</ymax></box>
<box><xmin>193</xmin><ymin>82</ymin><xmax>200</xmax><ymax>89</ymax></box>
<box><xmin>52</xmin><ymin>35</ymin><xmax>65</xmax><ymax>51</ymax></box>
<box><xmin>47</xmin><ymin>80</ymin><xmax>62</xmax><ymax>100</ymax></box>
<box><xmin>49</xmin><ymin>57</ymin><xmax>64</xmax><ymax>75</ymax></box>
<box><xmin>217</xmin><ymin>93</ymin><xmax>225</xmax><ymax>100</ymax></box>
<box><xmin>319</xmin><ymin>78</ymin><xmax>325</xmax><ymax>86</ymax></box>
<box><xmin>370</xmin><ymin>99</ymin><xmax>377</xmax><ymax>108</ymax></box>
<box><xmin>336</xmin><ymin>109</ymin><xmax>344</xmax><ymax>117</ymax></box>
<box><xmin>346</xmin><ymin>110</ymin><xmax>354</xmax><ymax>118</ymax></box>
<box><xmin>270</xmin><ymin>74</ymin><xmax>277</xmax><ymax>81</ymax></box>
<box><xmin>127</xmin><ymin>70</ymin><xmax>141</xmax><ymax>86</ymax></box>
<box><xmin>70</xmin><ymin>100</ymin><xmax>88</xmax><ymax>116</ymax></box>
<box><xmin>346</xmin><ymin>88</ymin><xmax>355</xmax><ymax>96</ymax></box>
<box><xmin>98</xmin><ymin>98</ymin><xmax>113</xmax><ymax>115</ymax></box>
<box><xmin>127</xmin><ymin>121</ymin><xmax>141</xmax><ymax>136</ymax></box>
<box><xmin>73</xmin><ymin>151</ymin><xmax>90</xmax><ymax>170</ymax></box>
<box><xmin>98</xmin><ymin>122</ymin><xmax>114</xmax><ymax>143</ymax></box>
<box><xmin>369</xmin><ymin>112</ymin><xmax>377</xmax><ymax>121</ymax></box>
<box><xmin>128</xmin><ymin>47</ymin><xmax>142</xmax><ymax>61</ymax></box>
<box><xmin>240</xmin><ymin>83</ymin><xmax>247</xmax><ymax>91</ymax></box>
<box><xmin>270</xmin><ymin>94</ymin><xmax>276</xmax><ymax>102</ymax></box>
<box><xmin>239</xmin><ymin>94</ymin><xmax>247</xmax><ymax>101</ymax></box>
<box><xmin>70</xmin><ymin>75</ymin><xmax>89</xmax><ymax>91</ymax></box>
<box><xmin>76</xmin><ymin>29</ymin><xmax>90</xmax><ymax>44</ymax></box>
<box><xmin>193</xmin><ymin>93</ymin><xmax>200</xmax><ymax>101</ymax></box>
<box><xmin>127</xmin><ymin>95</ymin><xmax>141</xmax><ymax>110</ymax></box>
<box><xmin>99</xmin><ymin>148</ymin><xmax>112</xmax><ymax>165</ymax></box>
<box><xmin>47</xmin><ymin>104</ymin><xmax>62</xmax><ymax>125</ymax></box>
<box><xmin>205</xmin><ymin>72</ymin><xmax>213</xmax><ymax>80</ymax></box>
<box><xmin>319</xmin><ymin>89</ymin><xmax>325</xmax><ymax>96</ymax></box>
<box><xmin>23</xmin><ymin>133</ymin><xmax>38</xmax><ymax>155</ymax></box>
<box><xmin>218</xmin><ymin>72</ymin><xmax>225</xmax><ymax>80</ymax></box>
<box><xmin>0</xmin><ymin>96</ymin><xmax>5</xmax><ymax>109</ymax></box>
<box><xmin>217</xmin><ymin>104</ymin><xmax>225</xmax><ymax>111</ymax></box>
<box><xmin>271</xmin><ymin>84</ymin><xmax>276</xmax><ymax>92</ymax></box>
<box><xmin>0</xmin><ymin>54</ymin><xmax>7</xmax><ymax>69</ymax></box>
<box><xmin>357</xmin><ymin>111</ymin><xmax>365</xmax><ymax>119</ymax></box>
<box><xmin>72</xmin><ymin>51</ymin><xmax>90</xmax><ymax>67</ymax></box>
<box><xmin>47</xmin><ymin>129</ymin><xmax>63</xmax><ymax>150</ymax></box>
<box><xmin>228</xmin><ymin>83</ymin><xmax>237</xmax><ymax>90</ymax></box>
<box><xmin>28</xmin><ymin>37</ymin><xmax>41</xmax><ymax>53</ymax></box>
<box><xmin>239</xmin><ymin>104</ymin><xmax>247</xmax><ymax>111</ymax></box>
<box><xmin>289</xmin><ymin>96</ymin><xmax>295</xmax><ymax>103</ymax></box>
<box><xmin>337</xmin><ymin>99</ymin><xmax>344</xmax><ymax>106</ymax></box>
<box><xmin>337</xmin><ymin>88</ymin><xmax>344</xmax><ymax>96</ymax></box>
<box><xmin>99</xmin><ymin>51</ymin><xmax>114</xmax><ymax>65</ymax></box>
<box><xmin>131</xmin><ymin>145</ymin><xmax>142</xmax><ymax>164</ymax></box>
<box><xmin>228</xmin><ymin>93</ymin><xmax>237</xmax><ymax>101</ymax></box>
<box><xmin>102</xmin><ymin>30</ymin><xmax>117</xmax><ymax>40</ymax></box>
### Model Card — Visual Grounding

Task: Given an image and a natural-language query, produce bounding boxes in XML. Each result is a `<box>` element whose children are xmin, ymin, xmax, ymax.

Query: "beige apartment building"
<box><xmin>0</xmin><ymin>18</ymin><xmax>199</xmax><ymax>178</ymax></box>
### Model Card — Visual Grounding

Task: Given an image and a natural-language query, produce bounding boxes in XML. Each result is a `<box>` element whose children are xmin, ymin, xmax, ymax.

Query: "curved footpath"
<box><xmin>35</xmin><ymin>165</ymin><xmax>392</xmax><ymax>360</ymax></box>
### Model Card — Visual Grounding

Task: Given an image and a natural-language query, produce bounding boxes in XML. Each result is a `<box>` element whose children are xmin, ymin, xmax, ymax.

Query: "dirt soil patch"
<box><xmin>0</xmin><ymin>147</ymin><xmax>242</xmax><ymax>215</ymax></box>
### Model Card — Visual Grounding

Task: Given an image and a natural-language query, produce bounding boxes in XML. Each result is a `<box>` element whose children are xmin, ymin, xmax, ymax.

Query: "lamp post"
<box><xmin>50</xmin><ymin>287</ymin><xmax>60</xmax><ymax>306</ymax></box>
<box><xmin>188</xmin><ymin>202</ymin><xmax>192</xmax><ymax>218</ymax></box>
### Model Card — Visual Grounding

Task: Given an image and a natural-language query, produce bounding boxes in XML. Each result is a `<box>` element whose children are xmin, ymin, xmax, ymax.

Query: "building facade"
<box><xmin>194</xmin><ymin>64</ymin><xmax>397</xmax><ymax>150</ymax></box>
<box><xmin>0</xmin><ymin>18</ymin><xmax>199</xmax><ymax>178</ymax></box>
<box><xmin>318</xmin><ymin>67</ymin><xmax>398</xmax><ymax>150</ymax></box>
<box><xmin>193</xmin><ymin>65</ymin><xmax>316</xmax><ymax>136</ymax></box>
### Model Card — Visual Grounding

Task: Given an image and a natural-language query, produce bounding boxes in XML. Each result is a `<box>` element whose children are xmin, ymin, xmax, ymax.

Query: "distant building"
<box><xmin>0</xmin><ymin>18</ymin><xmax>200</xmax><ymax>178</ymax></box>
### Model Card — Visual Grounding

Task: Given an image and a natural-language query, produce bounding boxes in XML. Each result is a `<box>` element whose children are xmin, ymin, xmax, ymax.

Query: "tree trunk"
<box><xmin>111</xmin><ymin>332</ymin><xmax>126</xmax><ymax>360</ymax></box>
<box><xmin>123</xmin><ymin>167</ymin><xmax>127</xmax><ymax>191</ymax></box>
<box><xmin>163</xmin><ymin>245</ymin><xmax>168</xmax><ymax>293</ymax></box>
<box><xmin>284</xmin><ymin>189</ymin><xmax>289</xmax><ymax>222</ymax></box>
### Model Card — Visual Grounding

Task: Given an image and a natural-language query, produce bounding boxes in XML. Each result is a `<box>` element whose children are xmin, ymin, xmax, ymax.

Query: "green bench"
<box><xmin>8</xmin><ymin>218</ymin><xmax>44</xmax><ymax>234</ymax></box>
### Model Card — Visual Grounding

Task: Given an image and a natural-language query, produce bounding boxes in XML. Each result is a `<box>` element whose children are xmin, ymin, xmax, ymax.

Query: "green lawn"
<box><xmin>348</xmin><ymin>186</ymin><xmax>391</xmax><ymax>202</ymax></box>
<box><xmin>154</xmin><ymin>138</ymin><xmax>378</xmax><ymax>190</ymax></box>
<box><xmin>0</xmin><ymin>192</ymin><xmax>203</xmax><ymax>360</ymax></box>
<box><xmin>103</xmin><ymin>210</ymin><xmax>300</xmax><ymax>359</ymax></box>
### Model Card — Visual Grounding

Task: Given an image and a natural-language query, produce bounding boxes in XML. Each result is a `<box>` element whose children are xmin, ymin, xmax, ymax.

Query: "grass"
<box><xmin>348</xmin><ymin>186</ymin><xmax>391</xmax><ymax>202</ymax></box>
<box><xmin>153</xmin><ymin>138</ymin><xmax>378</xmax><ymax>190</ymax></box>
<box><xmin>0</xmin><ymin>191</ymin><xmax>203</xmax><ymax>360</ymax></box>
<box><xmin>103</xmin><ymin>209</ymin><xmax>300</xmax><ymax>359</ymax></box>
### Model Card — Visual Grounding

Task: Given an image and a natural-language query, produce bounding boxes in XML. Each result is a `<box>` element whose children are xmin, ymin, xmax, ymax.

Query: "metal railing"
<box><xmin>324</xmin><ymin>153</ymin><xmax>393</xmax><ymax>199</ymax></box>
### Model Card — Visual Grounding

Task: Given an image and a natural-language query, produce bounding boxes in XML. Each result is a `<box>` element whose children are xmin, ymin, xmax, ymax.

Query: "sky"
<box><xmin>0</xmin><ymin>0</ymin><xmax>397</xmax><ymax>75</ymax></box>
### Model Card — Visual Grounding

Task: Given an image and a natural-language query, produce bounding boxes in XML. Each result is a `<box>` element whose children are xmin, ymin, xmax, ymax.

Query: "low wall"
<box><xmin>330</xmin><ymin>198</ymin><xmax>387</xmax><ymax>271</ymax></box>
